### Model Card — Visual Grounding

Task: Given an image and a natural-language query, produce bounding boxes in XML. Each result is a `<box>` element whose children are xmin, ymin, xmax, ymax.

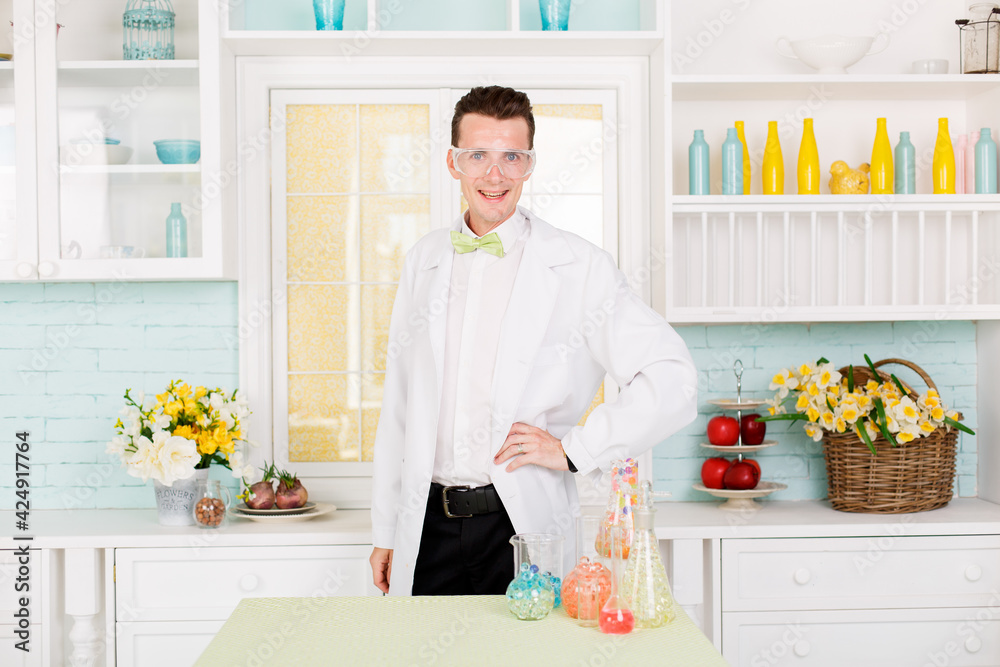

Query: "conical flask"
<box><xmin>622</xmin><ymin>481</ymin><xmax>676</xmax><ymax>628</ymax></box>
<box><xmin>599</xmin><ymin>495</ymin><xmax>634</xmax><ymax>634</ymax></box>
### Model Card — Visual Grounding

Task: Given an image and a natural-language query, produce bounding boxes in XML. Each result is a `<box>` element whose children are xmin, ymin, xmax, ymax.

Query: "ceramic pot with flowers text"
<box><xmin>107</xmin><ymin>379</ymin><xmax>256</xmax><ymax>525</ymax></box>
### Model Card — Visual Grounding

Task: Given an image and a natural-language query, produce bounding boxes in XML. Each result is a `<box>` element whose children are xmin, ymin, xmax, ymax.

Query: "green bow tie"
<box><xmin>450</xmin><ymin>231</ymin><xmax>504</xmax><ymax>258</ymax></box>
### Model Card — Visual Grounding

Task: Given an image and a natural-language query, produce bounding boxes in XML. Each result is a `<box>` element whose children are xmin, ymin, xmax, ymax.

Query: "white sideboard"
<box><xmin>5</xmin><ymin>499</ymin><xmax>1000</xmax><ymax>666</ymax></box>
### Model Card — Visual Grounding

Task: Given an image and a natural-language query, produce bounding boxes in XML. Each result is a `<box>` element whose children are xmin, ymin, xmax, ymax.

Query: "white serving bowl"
<box><xmin>776</xmin><ymin>34</ymin><xmax>889</xmax><ymax>74</ymax></box>
<box><xmin>60</xmin><ymin>143</ymin><xmax>134</xmax><ymax>166</ymax></box>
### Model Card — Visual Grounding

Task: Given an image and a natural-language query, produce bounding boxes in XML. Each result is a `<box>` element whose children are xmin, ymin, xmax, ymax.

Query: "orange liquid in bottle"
<box><xmin>599</xmin><ymin>607</ymin><xmax>635</xmax><ymax>634</ymax></box>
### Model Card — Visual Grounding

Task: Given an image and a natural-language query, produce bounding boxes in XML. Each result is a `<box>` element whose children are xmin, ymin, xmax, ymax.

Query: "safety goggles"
<box><xmin>450</xmin><ymin>147</ymin><xmax>536</xmax><ymax>179</ymax></box>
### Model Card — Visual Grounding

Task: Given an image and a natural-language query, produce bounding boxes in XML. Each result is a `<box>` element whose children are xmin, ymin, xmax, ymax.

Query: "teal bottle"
<box><xmin>721</xmin><ymin>127</ymin><xmax>743</xmax><ymax>195</ymax></box>
<box><xmin>975</xmin><ymin>128</ymin><xmax>998</xmax><ymax>194</ymax></box>
<box><xmin>166</xmin><ymin>203</ymin><xmax>188</xmax><ymax>258</ymax></box>
<box><xmin>894</xmin><ymin>132</ymin><xmax>916</xmax><ymax>195</ymax></box>
<box><xmin>689</xmin><ymin>130</ymin><xmax>710</xmax><ymax>195</ymax></box>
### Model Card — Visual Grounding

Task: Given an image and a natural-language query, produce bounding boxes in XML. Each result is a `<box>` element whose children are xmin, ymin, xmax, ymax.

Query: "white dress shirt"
<box><xmin>431</xmin><ymin>209</ymin><xmax>528</xmax><ymax>487</ymax></box>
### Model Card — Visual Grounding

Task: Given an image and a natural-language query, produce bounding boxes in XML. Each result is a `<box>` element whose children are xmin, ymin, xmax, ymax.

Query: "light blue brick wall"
<box><xmin>0</xmin><ymin>282</ymin><xmax>239</xmax><ymax>510</ymax></box>
<box><xmin>656</xmin><ymin>321</ymin><xmax>978</xmax><ymax>503</ymax></box>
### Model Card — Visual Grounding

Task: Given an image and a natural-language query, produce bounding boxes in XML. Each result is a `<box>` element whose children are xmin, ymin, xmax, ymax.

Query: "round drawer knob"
<box><xmin>37</xmin><ymin>261</ymin><xmax>54</xmax><ymax>277</ymax></box>
<box><xmin>794</xmin><ymin>640</ymin><xmax>811</xmax><ymax>657</ymax></box>
<box><xmin>239</xmin><ymin>574</ymin><xmax>259</xmax><ymax>592</ymax></box>
<box><xmin>965</xmin><ymin>565</ymin><xmax>983</xmax><ymax>582</ymax></box>
<box><xmin>15</xmin><ymin>262</ymin><xmax>33</xmax><ymax>278</ymax></box>
<box><xmin>793</xmin><ymin>568</ymin><xmax>811</xmax><ymax>585</ymax></box>
<box><xmin>966</xmin><ymin>636</ymin><xmax>982</xmax><ymax>653</ymax></box>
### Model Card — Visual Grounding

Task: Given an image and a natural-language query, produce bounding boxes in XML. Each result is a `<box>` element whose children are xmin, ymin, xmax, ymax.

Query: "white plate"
<box><xmin>692</xmin><ymin>481</ymin><xmax>788</xmax><ymax>511</ymax></box>
<box><xmin>699</xmin><ymin>440</ymin><xmax>779</xmax><ymax>453</ymax></box>
<box><xmin>232</xmin><ymin>503</ymin><xmax>336</xmax><ymax>523</ymax></box>
<box><xmin>233</xmin><ymin>501</ymin><xmax>316</xmax><ymax>516</ymax></box>
<box><xmin>707</xmin><ymin>398</ymin><xmax>767</xmax><ymax>410</ymax></box>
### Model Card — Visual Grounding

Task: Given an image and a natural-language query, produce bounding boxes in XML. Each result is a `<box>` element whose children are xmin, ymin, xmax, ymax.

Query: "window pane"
<box><xmin>287</xmin><ymin>284</ymin><xmax>356</xmax><ymax>372</ymax></box>
<box><xmin>360</xmin><ymin>104</ymin><xmax>431</xmax><ymax>193</ymax></box>
<box><xmin>286</xmin><ymin>104</ymin><xmax>357</xmax><ymax>194</ymax></box>
<box><xmin>361</xmin><ymin>284</ymin><xmax>395</xmax><ymax>373</ymax></box>
<box><xmin>520</xmin><ymin>194</ymin><xmax>603</xmax><ymax>249</ymax></box>
<box><xmin>287</xmin><ymin>195</ymin><xmax>354</xmax><ymax>282</ymax></box>
<box><xmin>361</xmin><ymin>373</ymin><xmax>383</xmax><ymax>462</ymax></box>
<box><xmin>289</xmin><ymin>374</ymin><xmax>361</xmax><ymax>462</ymax></box>
<box><xmin>531</xmin><ymin>104</ymin><xmax>604</xmax><ymax>194</ymax></box>
<box><xmin>361</xmin><ymin>195</ymin><xmax>430</xmax><ymax>282</ymax></box>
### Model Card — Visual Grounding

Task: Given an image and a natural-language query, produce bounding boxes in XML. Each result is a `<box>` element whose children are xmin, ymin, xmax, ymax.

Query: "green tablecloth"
<box><xmin>195</xmin><ymin>595</ymin><xmax>727</xmax><ymax>666</ymax></box>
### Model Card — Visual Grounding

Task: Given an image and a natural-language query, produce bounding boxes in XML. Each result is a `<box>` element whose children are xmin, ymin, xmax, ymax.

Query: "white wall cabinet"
<box><xmin>0</xmin><ymin>0</ymin><xmax>233</xmax><ymax>282</ymax></box>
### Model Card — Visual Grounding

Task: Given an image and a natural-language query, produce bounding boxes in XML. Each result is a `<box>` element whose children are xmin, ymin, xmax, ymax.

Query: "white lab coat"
<box><xmin>371</xmin><ymin>207</ymin><xmax>698</xmax><ymax>595</ymax></box>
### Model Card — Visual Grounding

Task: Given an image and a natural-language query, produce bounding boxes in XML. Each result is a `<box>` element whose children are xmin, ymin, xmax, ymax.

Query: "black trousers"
<box><xmin>411</xmin><ymin>484</ymin><xmax>516</xmax><ymax>595</ymax></box>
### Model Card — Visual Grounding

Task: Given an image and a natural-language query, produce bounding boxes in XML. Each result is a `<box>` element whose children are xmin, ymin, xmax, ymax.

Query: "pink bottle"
<box><xmin>955</xmin><ymin>134</ymin><xmax>967</xmax><ymax>194</ymax></box>
<box><xmin>967</xmin><ymin>130</ymin><xmax>979</xmax><ymax>194</ymax></box>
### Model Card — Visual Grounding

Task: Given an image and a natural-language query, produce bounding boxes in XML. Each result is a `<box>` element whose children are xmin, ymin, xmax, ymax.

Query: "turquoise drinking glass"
<box><xmin>313</xmin><ymin>0</ymin><xmax>346</xmax><ymax>30</ymax></box>
<box><xmin>539</xmin><ymin>0</ymin><xmax>571</xmax><ymax>30</ymax></box>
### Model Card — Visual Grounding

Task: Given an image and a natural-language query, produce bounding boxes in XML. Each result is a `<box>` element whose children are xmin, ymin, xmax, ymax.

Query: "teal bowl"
<box><xmin>154</xmin><ymin>140</ymin><xmax>200</xmax><ymax>165</ymax></box>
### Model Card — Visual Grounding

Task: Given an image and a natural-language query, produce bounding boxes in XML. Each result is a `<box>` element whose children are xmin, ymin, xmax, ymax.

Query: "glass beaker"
<box><xmin>963</xmin><ymin>3</ymin><xmax>1000</xmax><ymax>73</ymax></box>
<box><xmin>505</xmin><ymin>534</ymin><xmax>565</xmax><ymax>620</ymax></box>
<box><xmin>192</xmin><ymin>479</ymin><xmax>231</xmax><ymax>529</ymax></box>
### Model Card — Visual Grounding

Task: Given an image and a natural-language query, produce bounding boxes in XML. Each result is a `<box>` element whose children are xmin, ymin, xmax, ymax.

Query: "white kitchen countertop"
<box><xmin>4</xmin><ymin>498</ymin><xmax>1000</xmax><ymax>550</ymax></box>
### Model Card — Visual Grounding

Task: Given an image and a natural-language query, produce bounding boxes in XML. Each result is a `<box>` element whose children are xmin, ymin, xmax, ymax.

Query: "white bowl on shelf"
<box><xmin>60</xmin><ymin>143</ymin><xmax>133</xmax><ymax>166</ymax></box>
<box><xmin>775</xmin><ymin>34</ymin><xmax>889</xmax><ymax>74</ymax></box>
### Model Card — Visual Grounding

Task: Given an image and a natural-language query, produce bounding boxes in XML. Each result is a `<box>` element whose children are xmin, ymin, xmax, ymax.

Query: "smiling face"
<box><xmin>447</xmin><ymin>113</ymin><xmax>532</xmax><ymax>236</ymax></box>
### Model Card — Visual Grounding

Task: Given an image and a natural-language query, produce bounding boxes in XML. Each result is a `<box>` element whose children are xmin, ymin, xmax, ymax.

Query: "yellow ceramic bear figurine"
<box><xmin>829</xmin><ymin>161</ymin><xmax>870</xmax><ymax>194</ymax></box>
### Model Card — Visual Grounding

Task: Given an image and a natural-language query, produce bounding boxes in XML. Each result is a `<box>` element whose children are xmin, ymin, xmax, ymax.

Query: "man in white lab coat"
<box><xmin>370</xmin><ymin>86</ymin><xmax>697</xmax><ymax>596</ymax></box>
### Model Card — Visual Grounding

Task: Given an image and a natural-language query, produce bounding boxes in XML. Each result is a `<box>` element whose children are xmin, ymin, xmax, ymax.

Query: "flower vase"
<box><xmin>313</xmin><ymin>0</ymin><xmax>346</xmax><ymax>30</ymax></box>
<box><xmin>539</xmin><ymin>0</ymin><xmax>571</xmax><ymax>30</ymax></box>
<box><xmin>153</xmin><ymin>468</ymin><xmax>208</xmax><ymax>526</ymax></box>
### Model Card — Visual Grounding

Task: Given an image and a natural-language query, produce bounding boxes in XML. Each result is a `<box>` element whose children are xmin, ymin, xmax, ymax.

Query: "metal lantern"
<box><xmin>956</xmin><ymin>5</ymin><xmax>1000</xmax><ymax>74</ymax></box>
<box><xmin>123</xmin><ymin>0</ymin><xmax>175</xmax><ymax>60</ymax></box>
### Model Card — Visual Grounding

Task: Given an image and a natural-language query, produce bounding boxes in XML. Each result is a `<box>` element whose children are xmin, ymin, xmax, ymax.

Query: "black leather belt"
<box><xmin>430</xmin><ymin>482</ymin><xmax>500</xmax><ymax>518</ymax></box>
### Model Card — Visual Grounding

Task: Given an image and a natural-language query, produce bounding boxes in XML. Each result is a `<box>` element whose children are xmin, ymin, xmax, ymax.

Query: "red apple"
<box><xmin>723</xmin><ymin>460</ymin><xmax>761</xmax><ymax>490</ymax></box>
<box><xmin>701</xmin><ymin>457</ymin><xmax>731</xmax><ymax>489</ymax></box>
<box><xmin>744</xmin><ymin>458</ymin><xmax>761</xmax><ymax>478</ymax></box>
<box><xmin>707</xmin><ymin>415</ymin><xmax>740</xmax><ymax>446</ymax></box>
<box><xmin>741</xmin><ymin>413</ymin><xmax>767</xmax><ymax>445</ymax></box>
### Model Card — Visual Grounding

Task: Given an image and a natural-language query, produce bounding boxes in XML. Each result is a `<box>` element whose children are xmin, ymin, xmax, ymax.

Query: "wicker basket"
<box><xmin>823</xmin><ymin>358</ymin><xmax>958</xmax><ymax>514</ymax></box>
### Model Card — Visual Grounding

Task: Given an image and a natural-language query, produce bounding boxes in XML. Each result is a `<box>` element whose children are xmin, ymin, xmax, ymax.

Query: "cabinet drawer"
<box><xmin>116</xmin><ymin>621</ymin><xmax>224</xmax><ymax>667</ymax></box>
<box><xmin>722</xmin><ymin>536</ymin><xmax>1000</xmax><ymax>611</ymax></box>
<box><xmin>116</xmin><ymin>545</ymin><xmax>378</xmax><ymax>622</ymax></box>
<box><xmin>723</xmin><ymin>608</ymin><xmax>1000</xmax><ymax>667</ymax></box>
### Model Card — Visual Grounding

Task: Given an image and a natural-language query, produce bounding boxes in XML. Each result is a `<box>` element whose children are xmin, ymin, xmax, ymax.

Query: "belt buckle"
<box><xmin>442</xmin><ymin>485</ymin><xmax>472</xmax><ymax>518</ymax></box>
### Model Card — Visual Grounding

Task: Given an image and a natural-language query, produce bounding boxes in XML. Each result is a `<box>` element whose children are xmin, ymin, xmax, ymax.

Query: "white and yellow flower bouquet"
<box><xmin>107</xmin><ymin>379</ymin><xmax>256</xmax><ymax>486</ymax></box>
<box><xmin>761</xmin><ymin>355</ymin><xmax>973</xmax><ymax>454</ymax></box>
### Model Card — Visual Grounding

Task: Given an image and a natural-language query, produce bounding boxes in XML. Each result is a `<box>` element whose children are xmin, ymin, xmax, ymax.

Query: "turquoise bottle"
<box><xmin>166</xmin><ymin>203</ymin><xmax>188</xmax><ymax>258</ymax></box>
<box><xmin>689</xmin><ymin>130</ymin><xmax>710</xmax><ymax>195</ymax></box>
<box><xmin>976</xmin><ymin>128</ymin><xmax>998</xmax><ymax>194</ymax></box>
<box><xmin>894</xmin><ymin>132</ymin><xmax>916</xmax><ymax>195</ymax></box>
<box><xmin>721</xmin><ymin>127</ymin><xmax>743</xmax><ymax>195</ymax></box>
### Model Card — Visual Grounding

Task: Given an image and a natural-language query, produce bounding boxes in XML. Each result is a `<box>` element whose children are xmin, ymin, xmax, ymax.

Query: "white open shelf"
<box><xmin>671</xmin><ymin>74</ymin><xmax>1000</xmax><ymax>101</ymax></box>
<box><xmin>60</xmin><ymin>164</ymin><xmax>200</xmax><ymax>174</ymax></box>
<box><xmin>57</xmin><ymin>60</ymin><xmax>200</xmax><ymax>87</ymax></box>
<box><xmin>221</xmin><ymin>31</ymin><xmax>662</xmax><ymax>57</ymax></box>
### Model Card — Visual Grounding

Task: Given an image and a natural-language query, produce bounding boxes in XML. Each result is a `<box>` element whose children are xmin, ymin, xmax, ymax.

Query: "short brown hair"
<box><xmin>451</xmin><ymin>86</ymin><xmax>535</xmax><ymax>149</ymax></box>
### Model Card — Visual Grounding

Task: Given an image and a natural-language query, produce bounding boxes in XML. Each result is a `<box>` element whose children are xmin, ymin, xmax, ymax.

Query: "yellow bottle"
<box><xmin>871</xmin><ymin>117</ymin><xmax>894</xmax><ymax>194</ymax></box>
<box><xmin>933</xmin><ymin>117</ymin><xmax>956</xmax><ymax>194</ymax></box>
<box><xmin>797</xmin><ymin>118</ymin><xmax>820</xmax><ymax>194</ymax></box>
<box><xmin>762</xmin><ymin>120</ymin><xmax>784</xmax><ymax>195</ymax></box>
<box><xmin>735</xmin><ymin>120</ymin><xmax>751</xmax><ymax>194</ymax></box>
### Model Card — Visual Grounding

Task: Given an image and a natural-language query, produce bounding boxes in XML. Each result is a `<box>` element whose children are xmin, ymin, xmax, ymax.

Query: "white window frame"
<box><xmin>238</xmin><ymin>57</ymin><xmax>649</xmax><ymax>508</ymax></box>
